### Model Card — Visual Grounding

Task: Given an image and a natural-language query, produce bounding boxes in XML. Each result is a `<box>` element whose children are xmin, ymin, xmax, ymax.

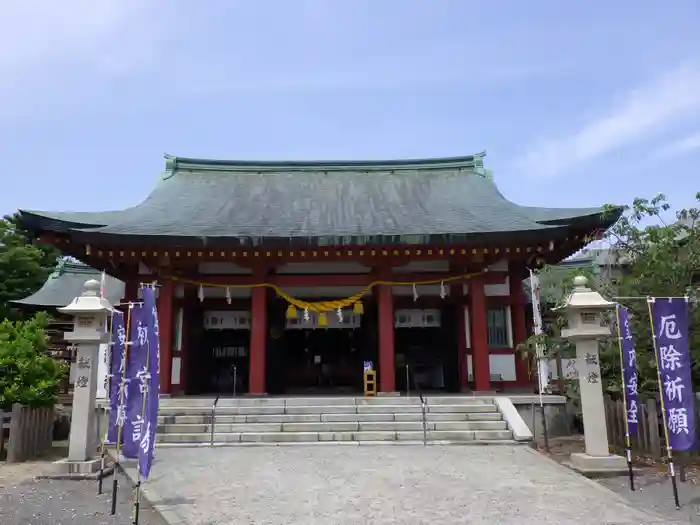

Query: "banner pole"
<box><xmin>615</xmin><ymin>304</ymin><xmax>635</xmax><ymax>491</ymax></box>
<box><xmin>111</xmin><ymin>305</ymin><xmax>133</xmax><ymax>516</ymax></box>
<box><xmin>133</xmin><ymin>333</ymin><xmax>151</xmax><ymax>525</ymax></box>
<box><xmin>97</xmin><ymin>309</ymin><xmax>115</xmax><ymax>495</ymax></box>
<box><xmin>529</xmin><ymin>269</ymin><xmax>549</xmax><ymax>452</ymax></box>
<box><xmin>646</xmin><ymin>298</ymin><xmax>681</xmax><ymax>510</ymax></box>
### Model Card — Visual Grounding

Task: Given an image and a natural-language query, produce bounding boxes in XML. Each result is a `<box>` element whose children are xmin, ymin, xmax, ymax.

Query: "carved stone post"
<box><xmin>555</xmin><ymin>276</ymin><xmax>627</xmax><ymax>474</ymax></box>
<box><xmin>50</xmin><ymin>279</ymin><xmax>112</xmax><ymax>476</ymax></box>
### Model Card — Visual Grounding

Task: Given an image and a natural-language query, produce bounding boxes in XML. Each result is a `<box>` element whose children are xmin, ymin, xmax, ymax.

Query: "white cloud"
<box><xmin>656</xmin><ymin>132</ymin><xmax>700</xmax><ymax>157</ymax></box>
<box><xmin>518</xmin><ymin>64</ymin><xmax>700</xmax><ymax>178</ymax></box>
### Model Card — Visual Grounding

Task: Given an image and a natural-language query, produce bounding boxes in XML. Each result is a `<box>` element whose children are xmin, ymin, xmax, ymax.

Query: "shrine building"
<box><xmin>17</xmin><ymin>153</ymin><xmax>619</xmax><ymax>397</ymax></box>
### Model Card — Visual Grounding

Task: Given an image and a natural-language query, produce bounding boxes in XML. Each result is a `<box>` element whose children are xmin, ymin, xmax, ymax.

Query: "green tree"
<box><xmin>0</xmin><ymin>213</ymin><xmax>60</xmax><ymax>320</ymax></box>
<box><xmin>519</xmin><ymin>192</ymin><xmax>700</xmax><ymax>400</ymax></box>
<box><xmin>0</xmin><ymin>312</ymin><xmax>66</xmax><ymax>409</ymax></box>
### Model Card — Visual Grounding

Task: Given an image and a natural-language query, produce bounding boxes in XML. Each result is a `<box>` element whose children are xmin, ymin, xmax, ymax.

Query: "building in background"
<box><xmin>11</xmin><ymin>259</ymin><xmax>124</xmax><ymax>400</ymax></box>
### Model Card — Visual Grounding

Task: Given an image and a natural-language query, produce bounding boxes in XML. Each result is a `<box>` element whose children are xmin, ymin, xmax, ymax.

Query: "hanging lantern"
<box><xmin>225</xmin><ymin>286</ymin><xmax>232</xmax><ymax>305</ymax></box>
<box><xmin>286</xmin><ymin>304</ymin><xmax>298</xmax><ymax>319</ymax></box>
<box><xmin>198</xmin><ymin>284</ymin><xmax>204</xmax><ymax>302</ymax></box>
<box><xmin>412</xmin><ymin>283</ymin><xmax>419</xmax><ymax>302</ymax></box>
<box><xmin>303</xmin><ymin>308</ymin><xmax>311</xmax><ymax>322</ymax></box>
<box><xmin>439</xmin><ymin>280</ymin><xmax>446</xmax><ymax>299</ymax></box>
<box><xmin>318</xmin><ymin>312</ymin><xmax>328</xmax><ymax>326</ymax></box>
<box><xmin>353</xmin><ymin>300</ymin><xmax>364</xmax><ymax>315</ymax></box>
<box><xmin>337</xmin><ymin>307</ymin><xmax>343</xmax><ymax>322</ymax></box>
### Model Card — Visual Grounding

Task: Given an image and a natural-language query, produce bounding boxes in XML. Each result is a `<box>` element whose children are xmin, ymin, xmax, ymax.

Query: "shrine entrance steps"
<box><xmin>156</xmin><ymin>396</ymin><xmax>524</xmax><ymax>446</ymax></box>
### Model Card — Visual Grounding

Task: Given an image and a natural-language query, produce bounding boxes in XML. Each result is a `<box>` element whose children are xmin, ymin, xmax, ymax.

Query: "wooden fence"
<box><xmin>0</xmin><ymin>404</ymin><xmax>55</xmax><ymax>463</ymax></box>
<box><xmin>604</xmin><ymin>395</ymin><xmax>700</xmax><ymax>458</ymax></box>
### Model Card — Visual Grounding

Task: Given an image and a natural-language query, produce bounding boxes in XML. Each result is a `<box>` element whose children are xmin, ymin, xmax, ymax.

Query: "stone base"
<box><xmin>40</xmin><ymin>458</ymin><xmax>113</xmax><ymax>480</ymax></box>
<box><xmin>568</xmin><ymin>452</ymin><xmax>629</xmax><ymax>477</ymax></box>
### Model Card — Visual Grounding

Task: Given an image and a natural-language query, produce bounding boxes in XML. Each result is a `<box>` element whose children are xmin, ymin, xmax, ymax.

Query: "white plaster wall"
<box><xmin>484</xmin><ymin>276</ymin><xmax>510</xmax><ymax>296</ymax></box>
<box><xmin>276</xmin><ymin>262</ymin><xmax>370</xmax><ymax>274</ymax></box>
<box><xmin>465</xmin><ymin>354</ymin><xmax>517</xmax><ymax>381</ymax></box>
<box><xmin>463</xmin><ymin>275</ymin><xmax>510</xmax><ymax>296</ymax></box>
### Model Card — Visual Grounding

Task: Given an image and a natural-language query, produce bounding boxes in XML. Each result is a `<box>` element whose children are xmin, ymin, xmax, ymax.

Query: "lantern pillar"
<box><xmin>556</xmin><ymin>276</ymin><xmax>627</xmax><ymax>474</ymax></box>
<box><xmin>50</xmin><ymin>279</ymin><xmax>112</xmax><ymax>476</ymax></box>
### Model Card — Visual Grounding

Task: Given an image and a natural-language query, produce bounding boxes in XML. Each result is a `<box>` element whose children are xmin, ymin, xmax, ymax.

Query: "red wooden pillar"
<box><xmin>452</xmin><ymin>283</ymin><xmax>468</xmax><ymax>391</ymax></box>
<box><xmin>122</xmin><ymin>276</ymin><xmax>139</xmax><ymax>305</ymax></box>
<box><xmin>468</xmin><ymin>275</ymin><xmax>491</xmax><ymax>391</ymax></box>
<box><xmin>377</xmin><ymin>283</ymin><xmax>395</xmax><ymax>392</ymax></box>
<box><xmin>509</xmin><ymin>266</ymin><xmax>530</xmax><ymax>386</ymax></box>
<box><xmin>249</xmin><ymin>286</ymin><xmax>267</xmax><ymax>394</ymax></box>
<box><xmin>157</xmin><ymin>279</ymin><xmax>175</xmax><ymax>395</ymax></box>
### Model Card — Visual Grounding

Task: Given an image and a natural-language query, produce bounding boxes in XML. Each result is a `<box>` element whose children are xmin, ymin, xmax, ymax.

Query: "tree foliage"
<box><xmin>0</xmin><ymin>213</ymin><xmax>60</xmax><ymax>320</ymax></box>
<box><xmin>519</xmin><ymin>192</ymin><xmax>700</xmax><ymax>400</ymax></box>
<box><xmin>0</xmin><ymin>312</ymin><xmax>66</xmax><ymax>409</ymax></box>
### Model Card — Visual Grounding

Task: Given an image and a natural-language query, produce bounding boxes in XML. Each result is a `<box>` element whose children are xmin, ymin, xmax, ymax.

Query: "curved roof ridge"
<box><xmin>164</xmin><ymin>152</ymin><xmax>487</xmax><ymax>173</ymax></box>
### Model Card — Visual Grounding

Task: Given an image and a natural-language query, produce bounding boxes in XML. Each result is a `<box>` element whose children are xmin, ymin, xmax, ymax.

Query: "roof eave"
<box><xmin>17</xmin><ymin>210</ymin><xmax>108</xmax><ymax>236</ymax></box>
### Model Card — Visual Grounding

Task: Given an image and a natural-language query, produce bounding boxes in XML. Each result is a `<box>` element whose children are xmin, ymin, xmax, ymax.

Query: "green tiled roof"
<box><xmin>18</xmin><ymin>153</ymin><xmax>619</xmax><ymax>247</ymax></box>
<box><xmin>12</xmin><ymin>260</ymin><xmax>124</xmax><ymax>308</ymax></box>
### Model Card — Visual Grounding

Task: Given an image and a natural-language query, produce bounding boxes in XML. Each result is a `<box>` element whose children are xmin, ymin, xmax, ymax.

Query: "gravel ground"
<box><xmin>0</xmin><ymin>473</ymin><xmax>166</xmax><ymax>525</ymax></box>
<box><xmin>600</xmin><ymin>471</ymin><xmax>700</xmax><ymax>523</ymax></box>
<box><xmin>538</xmin><ymin>436</ymin><xmax>700</xmax><ymax>524</ymax></box>
<box><xmin>124</xmin><ymin>445</ymin><xmax>684</xmax><ymax>525</ymax></box>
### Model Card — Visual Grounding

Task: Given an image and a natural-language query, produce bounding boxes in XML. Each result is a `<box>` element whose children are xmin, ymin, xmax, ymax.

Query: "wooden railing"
<box><xmin>604</xmin><ymin>395</ymin><xmax>700</xmax><ymax>458</ymax></box>
<box><xmin>1</xmin><ymin>404</ymin><xmax>55</xmax><ymax>463</ymax></box>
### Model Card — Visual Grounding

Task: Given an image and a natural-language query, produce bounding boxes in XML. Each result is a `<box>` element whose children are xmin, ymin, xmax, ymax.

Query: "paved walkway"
<box><xmin>125</xmin><ymin>445</ymin><xmax>689</xmax><ymax>525</ymax></box>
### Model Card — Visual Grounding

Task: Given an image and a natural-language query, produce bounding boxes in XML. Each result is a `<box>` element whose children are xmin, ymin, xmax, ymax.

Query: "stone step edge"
<box><xmin>159</xmin><ymin>404</ymin><xmax>498</xmax><ymax>412</ymax></box>
<box><xmin>157</xmin><ymin>413</ymin><xmax>504</xmax><ymax>420</ymax></box>
<box><xmin>157</xmin><ymin>430</ymin><xmax>513</xmax><ymax>440</ymax></box>
<box><xmin>158</xmin><ymin>423</ymin><xmax>507</xmax><ymax>431</ymax></box>
<box><xmin>154</xmin><ymin>440</ymin><xmax>522</xmax><ymax>448</ymax></box>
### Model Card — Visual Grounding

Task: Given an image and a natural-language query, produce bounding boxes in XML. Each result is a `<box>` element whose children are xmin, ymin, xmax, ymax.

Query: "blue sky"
<box><xmin>1</xmin><ymin>0</ymin><xmax>699</xmax><ymax>220</ymax></box>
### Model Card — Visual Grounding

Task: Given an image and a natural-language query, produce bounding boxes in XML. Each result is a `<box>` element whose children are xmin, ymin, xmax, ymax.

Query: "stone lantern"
<box><xmin>555</xmin><ymin>275</ymin><xmax>627</xmax><ymax>474</ymax></box>
<box><xmin>53</xmin><ymin>279</ymin><xmax>113</xmax><ymax>476</ymax></box>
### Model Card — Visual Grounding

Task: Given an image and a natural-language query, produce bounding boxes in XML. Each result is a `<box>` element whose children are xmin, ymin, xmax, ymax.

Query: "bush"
<box><xmin>0</xmin><ymin>312</ymin><xmax>65</xmax><ymax>409</ymax></box>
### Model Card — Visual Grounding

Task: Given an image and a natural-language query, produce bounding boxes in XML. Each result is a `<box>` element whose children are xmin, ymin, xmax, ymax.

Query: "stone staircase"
<box><xmin>156</xmin><ymin>396</ymin><xmax>520</xmax><ymax>446</ymax></box>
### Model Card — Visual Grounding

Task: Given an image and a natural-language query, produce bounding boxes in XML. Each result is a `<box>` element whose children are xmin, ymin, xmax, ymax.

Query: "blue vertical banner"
<box><xmin>649</xmin><ymin>298</ymin><xmax>697</xmax><ymax>452</ymax></box>
<box><xmin>616</xmin><ymin>306</ymin><xmax>639</xmax><ymax>436</ymax></box>
<box><xmin>122</xmin><ymin>302</ymin><xmax>149</xmax><ymax>459</ymax></box>
<box><xmin>106</xmin><ymin>311</ymin><xmax>126</xmax><ymax>444</ymax></box>
<box><xmin>139</xmin><ymin>285</ymin><xmax>160</xmax><ymax>479</ymax></box>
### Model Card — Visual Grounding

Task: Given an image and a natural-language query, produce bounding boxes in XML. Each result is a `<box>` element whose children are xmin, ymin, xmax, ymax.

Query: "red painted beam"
<box><xmin>161</xmin><ymin>271</ymin><xmax>508</xmax><ymax>288</ymax></box>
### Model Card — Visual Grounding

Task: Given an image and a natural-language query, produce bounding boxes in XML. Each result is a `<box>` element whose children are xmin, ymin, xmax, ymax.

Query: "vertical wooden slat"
<box><xmin>28</xmin><ymin>408</ymin><xmax>36</xmax><ymax>458</ymax></box>
<box><xmin>0</xmin><ymin>410</ymin><xmax>5</xmax><ymax>460</ymax></box>
<box><xmin>7</xmin><ymin>404</ymin><xmax>23</xmax><ymax>463</ymax></box>
<box><xmin>637</xmin><ymin>399</ymin><xmax>648</xmax><ymax>454</ymax></box>
<box><xmin>647</xmin><ymin>398</ymin><xmax>662</xmax><ymax>458</ymax></box>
